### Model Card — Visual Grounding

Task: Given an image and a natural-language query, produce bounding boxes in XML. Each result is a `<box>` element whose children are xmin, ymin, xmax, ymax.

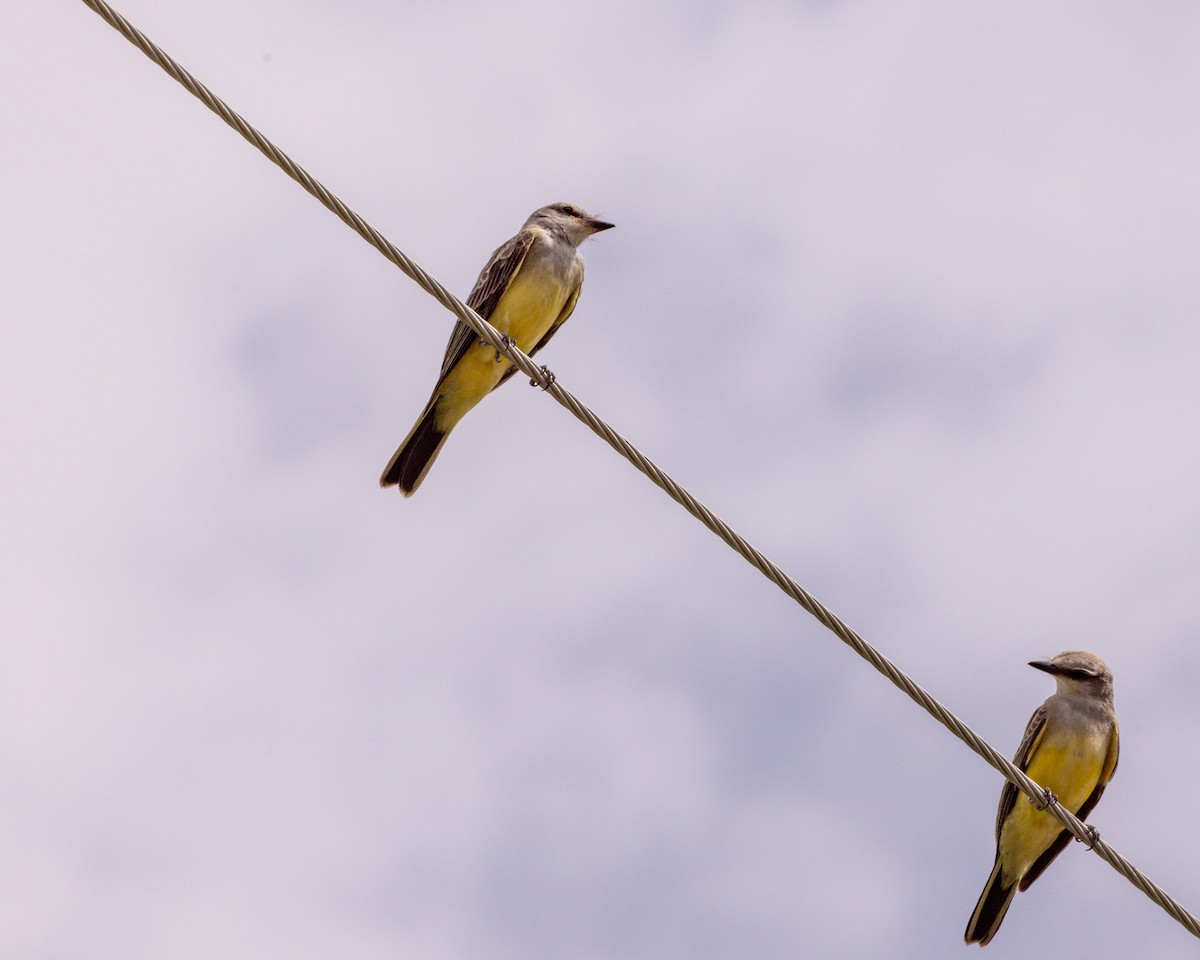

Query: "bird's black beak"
<box><xmin>588</xmin><ymin>219</ymin><xmax>615</xmax><ymax>233</ymax></box>
<box><xmin>1028</xmin><ymin>659</ymin><xmax>1058</xmax><ymax>675</ymax></box>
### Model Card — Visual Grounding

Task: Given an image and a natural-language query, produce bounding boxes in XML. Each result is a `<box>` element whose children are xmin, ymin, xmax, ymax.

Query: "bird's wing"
<box><xmin>527</xmin><ymin>271</ymin><xmax>583</xmax><ymax>358</ymax></box>
<box><xmin>1018</xmin><ymin>718</ymin><xmax>1119</xmax><ymax>892</ymax></box>
<box><xmin>434</xmin><ymin>229</ymin><xmax>536</xmax><ymax>382</ymax></box>
<box><xmin>1099</xmin><ymin>717</ymin><xmax>1120</xmax><ymax>785</ymax></box>
<box><xmin>492</xmin><ymin>271</ymin><xmax>583</xmax><ymax>391</ymax></box>
<box><xmin>994</xmin><ymin>704</ymin><xmax>1048</xmax><ymax>844</ymax></box>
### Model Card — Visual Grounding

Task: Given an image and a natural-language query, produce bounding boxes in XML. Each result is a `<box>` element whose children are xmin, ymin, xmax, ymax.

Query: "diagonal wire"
<box><xmin>79</xmin><ymin>0</ymin><xmax>1200</xmax><ymax>941</ymax></box>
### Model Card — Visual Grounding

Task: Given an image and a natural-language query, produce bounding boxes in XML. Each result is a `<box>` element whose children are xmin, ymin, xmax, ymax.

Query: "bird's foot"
<box><xmin>493</xmin><ymin>335</ymin><xmax>516</xmax><ymax>362</ymax></box>
<box><xmin>1077</xmin><ymin>825</ymin><xmax>1101</xmax><ymax>849</ymax></box>
<box><xmin>529</xmin><ymin>365</ymin><xmax>556</xmax><ymax>390</ymax></box>
<box><xmin>1031</xmin><ymin>788</ymin><xmax>1058</xmax><ymax>810</ymax></box>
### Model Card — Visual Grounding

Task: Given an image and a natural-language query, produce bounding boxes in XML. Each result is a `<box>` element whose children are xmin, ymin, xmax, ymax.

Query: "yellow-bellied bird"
<box><xmin>380</xmin><ymin>202</ymin><xmax>613</xmax><ymax>495</ymax></box>
<box><xmin>965</xmin><ymin>651</ymin><xmax>1119</xmax><ymax>945</ymax></box>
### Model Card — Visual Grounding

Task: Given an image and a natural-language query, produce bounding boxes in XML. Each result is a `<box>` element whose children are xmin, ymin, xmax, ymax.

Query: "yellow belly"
<box><xmin>999</xmin><ymin>730</ymin><xmax>1108</xmax><ymax>874</ymax></box>
<box><xmin>490</xmin><ymin>264</ymin><xmax>570</xmax><ymax>350</ymax></box>
<box><xmin>433</xmin><ymin>267</ymin><xmax>570</xmax><ymax>431</ymax></box>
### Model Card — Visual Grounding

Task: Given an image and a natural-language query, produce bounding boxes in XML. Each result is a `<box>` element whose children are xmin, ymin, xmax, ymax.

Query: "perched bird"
<box><xmin>380</xmin><ymin>202</ymin><xmax>613</xmax><ymax>495</ymax></box>
<box><xmin>964</xmin><ymin>650</ymin><xmax>1120</xmax><ymax>946</ymax></box>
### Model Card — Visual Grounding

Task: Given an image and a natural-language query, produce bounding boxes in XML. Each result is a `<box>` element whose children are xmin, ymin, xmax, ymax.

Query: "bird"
<box><xmin>380</xmin><ymin>202</ymin><xmax>613</xmax><ymax>495</ymax></box>
<box><xmin>964</xmin><ymin>650</ymin><xmax>1119</xmax><ymax>945</ymax></box>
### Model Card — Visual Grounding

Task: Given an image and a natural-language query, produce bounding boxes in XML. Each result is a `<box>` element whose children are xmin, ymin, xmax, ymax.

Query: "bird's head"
<box><xmin>1029</xmin><ymin>650</ymin><xmax>1114</xmax><ymax>700</ymax></box>
<box><xmin>528</xmin><ymin>202</ymin><xmax>614</xmax><ymax>246</ymax></box>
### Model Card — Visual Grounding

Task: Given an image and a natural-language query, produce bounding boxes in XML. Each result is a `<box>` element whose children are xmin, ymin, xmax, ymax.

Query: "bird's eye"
<box><xmin>562</xmin><ymin>205</ymin><xmax>579</xmax><ymax>217</ymax></box>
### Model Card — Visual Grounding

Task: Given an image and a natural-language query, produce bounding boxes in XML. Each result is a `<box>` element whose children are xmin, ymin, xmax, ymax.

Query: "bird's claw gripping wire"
<box><xmin>530</xmin><ymin>365</ymin><xmax>556</xmax><ymax>390</ymax></box>
<box><xmin>488</xmin><ymin>334</ymin><xmax>516</xmax><ymax>363</ymax></box>
<box><xmin>1077</xmin><ymin>825</ymin><xmax>1101</xmax><ymax>849</ymax></box>
<box><xmin>1030</xmin><ymin>788</ymin><xmax>1057</xmax><ymax>810</ymax></box>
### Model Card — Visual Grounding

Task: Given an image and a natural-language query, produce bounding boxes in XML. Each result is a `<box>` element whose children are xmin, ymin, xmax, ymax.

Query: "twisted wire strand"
<box><xmin>80</xmin><ymin>0</ymin><xmax>1200</xmax><ymax>940</ymax></box>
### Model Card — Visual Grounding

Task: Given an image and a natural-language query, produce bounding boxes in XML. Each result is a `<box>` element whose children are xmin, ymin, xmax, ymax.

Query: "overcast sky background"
<box><xmin>4</xmin><ymin>2</ymin><xmax>1200</xmax><ymax>957</ymax></box>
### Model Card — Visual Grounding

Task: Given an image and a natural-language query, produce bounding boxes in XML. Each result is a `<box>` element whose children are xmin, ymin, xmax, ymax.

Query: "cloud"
<box><xmin>4</xmin><ymin>1</ymin><xmax>1199</xmax><ymax>956</ymax></box>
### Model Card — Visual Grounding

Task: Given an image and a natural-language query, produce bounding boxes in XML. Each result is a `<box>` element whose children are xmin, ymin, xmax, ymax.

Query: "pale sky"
<box><xmin>4</xmin><ymin>1</ymin><xmax>1200</xmax><ymax>957</ymax></box>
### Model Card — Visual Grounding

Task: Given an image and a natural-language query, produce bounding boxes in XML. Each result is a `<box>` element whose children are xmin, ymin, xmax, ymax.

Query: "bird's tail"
<box><xmin>964</xmin><ymin>859</ymin><xmax>1018</xmax><ymax>946</ymax></box>
<box><xmin>380</xmin><ymin>400</ymin><xmax>452</xmax><ymax>495</ymax></box>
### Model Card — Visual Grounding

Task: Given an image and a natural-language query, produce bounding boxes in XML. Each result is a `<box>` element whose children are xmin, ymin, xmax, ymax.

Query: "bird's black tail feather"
<box><xmin>380</xmin><ymin>402</ymin><xmax>449</xmax><ymax>496</ymax></box>
<box><xmin>965</xmin><ymin>860</ymin><xmax>1018</xmax><ymax>946</ymax></box>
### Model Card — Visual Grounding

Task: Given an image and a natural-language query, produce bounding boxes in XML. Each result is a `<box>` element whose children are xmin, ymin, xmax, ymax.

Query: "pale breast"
<box><xmin>489</xmin><ymin>232</ymin><xmax>583</xmax><ymax>350</ymax></box>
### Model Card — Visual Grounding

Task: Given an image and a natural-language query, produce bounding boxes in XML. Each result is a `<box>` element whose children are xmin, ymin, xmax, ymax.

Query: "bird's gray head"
<box><xmin>1030</xmin><ymin>650</ymin><xmax>1114</xmax><ymax>700</ymax></box>
<box><xmin>525</xmin><ymin>202</ymin><xmax>614</xmax><ymax>247</ymax></box>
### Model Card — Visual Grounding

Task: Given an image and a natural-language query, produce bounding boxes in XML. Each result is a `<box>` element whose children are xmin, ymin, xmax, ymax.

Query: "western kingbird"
<box><xmin>964</xmin><ymin>650</ymin><xmax>1119</xmax><ymax>946</ymax></box>
<box><xmin>380</xmin><ymin>202</ymin><xmax>613</xmax><ymax>495</ymax></box>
